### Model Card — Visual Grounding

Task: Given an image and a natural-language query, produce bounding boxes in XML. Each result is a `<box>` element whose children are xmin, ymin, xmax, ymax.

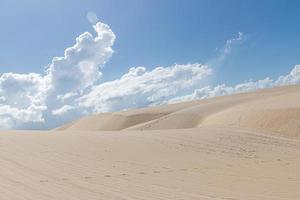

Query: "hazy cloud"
<box><xmin>207</xmin><ymin>32</ymin><xmax>244</xmax><ymax>67</ymax></box>
<box><xmin>86</xmin><ymin>12</ymin><xmax>99</xmax><ymax>25</ymax></box>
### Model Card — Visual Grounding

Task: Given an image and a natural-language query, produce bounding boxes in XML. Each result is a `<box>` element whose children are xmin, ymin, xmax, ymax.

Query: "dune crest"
<box><xmin>57</xmin><ymin>85</ymin><xmax>300</xmax><ymax>139</ymax></box>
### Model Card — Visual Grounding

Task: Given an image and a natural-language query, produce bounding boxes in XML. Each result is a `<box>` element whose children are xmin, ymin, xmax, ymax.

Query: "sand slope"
<box><xmin>1</xmin><ymin>85</ymin><xmax>300</xmax><ymax>199</ymax></box>
<box><xmin>57</xmin><ymin>85</ymin><xmax>300</xmax><ymax>139</ymax></box>
<box><xmin>1</xmin><ymin>128</ymin><xmax>300</xmax><ymax>200</ymax></box>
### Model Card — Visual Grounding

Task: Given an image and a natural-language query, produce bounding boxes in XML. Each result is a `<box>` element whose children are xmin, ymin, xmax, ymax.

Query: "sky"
<box><xmin>0</xmin><ymin>0</ymin><xmax>299</xmax><ymax>129</ymax></box>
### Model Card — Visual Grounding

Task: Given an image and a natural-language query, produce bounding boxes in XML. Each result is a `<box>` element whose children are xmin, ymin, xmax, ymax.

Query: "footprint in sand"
<box><xmin>104</xmin><ymin>175</ymin><xmax>112</xmax><ymax>177</ymax></box>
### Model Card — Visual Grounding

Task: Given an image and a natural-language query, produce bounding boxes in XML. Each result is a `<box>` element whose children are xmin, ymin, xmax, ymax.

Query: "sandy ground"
<box><xmin>1</xmin><ymin>85</ymin><xmax>300</xmax><ymax>199</ymax></box>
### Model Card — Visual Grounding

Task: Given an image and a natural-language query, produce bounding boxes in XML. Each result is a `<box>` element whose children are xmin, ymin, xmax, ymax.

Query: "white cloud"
<box><xmin>0</xmin><ymin>72</ymin><xmax>47</xmax><ymax>128</ymax></box>
<box><xmin>276</xmin><ymin>65</ymin><xmax>300</xmax><ymax>85</ymax></box>
<box><xmin>46</xmin><ymin>21</ymin><xmax>115</xmax><ymax>96</ymax></box>
<box><xmin>168</xmin><ymin>65</ymin><xmax>300</xmax><ymax>103</ymax></box>
<box><xmin>0</xmin><ymin>20</ymin><xmax>116</xmax><ymax>129</ymax></box>
<box><xmin>52</xmin><ymin>105</ymin><xmax>75</xmax><ymax>116</ymax></box>
<box><xmin>78</xmin><ymin>63</ymin><xmax>212</xmax><ymax>113</ymax></box>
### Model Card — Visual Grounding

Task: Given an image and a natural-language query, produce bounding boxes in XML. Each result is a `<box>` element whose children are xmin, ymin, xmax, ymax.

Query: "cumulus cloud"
<box><xmin>0</xmin><ymin>72</ymin><xmax>47</xmax><ymax>129</ymax></box>
<box><xmin>0</xmin><ymin>18</ymin><xmax>299</xmax><ymax>130</ymax></box>
<box><xmin>276</xmin><ymin>65</ymin><xmax>300</xmax><ymax>85</ymax></box>
<box><xmin>168</xmin><ymin>65</ymin><xmax>300</xmax><ymax>103</ymax></box>
<box><xmin>0</xmin><ymin>20</ymin><xmax>116</xmax><ymax>129</ymax></box>
<box><xmin>78</xmin><ymin>64</ymin><xmax>212</xmax><ymax>113</ymax></box>
<box><xmin>46</xmin><ymin>21</ymin><xmax>115</xmax><ymax>96</ymax></box>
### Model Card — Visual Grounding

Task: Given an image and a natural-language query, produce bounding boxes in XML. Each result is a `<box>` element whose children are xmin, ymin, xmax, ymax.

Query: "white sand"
<box><xmin>1</xmin><ymin>85</ymin><xmax>300</xmax><ymax>199</ymax></box>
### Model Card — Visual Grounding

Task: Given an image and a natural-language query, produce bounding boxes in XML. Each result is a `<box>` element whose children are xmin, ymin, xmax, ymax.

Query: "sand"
<box><xmin>1</xmin><ymin>85</ymin><xmax>300</xmax><ymax>199</ymax></box>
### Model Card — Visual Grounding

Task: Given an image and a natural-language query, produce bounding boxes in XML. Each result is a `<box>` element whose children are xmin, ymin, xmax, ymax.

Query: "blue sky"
<box><xmin>0</xmin><ymin>0</ymin><xmax>300</xmax><ymax>129</ymax></box>
<box><xmin>1</xmin><ymin>0</ymin><xmax>299</xmax><ymax>84</ymax></box>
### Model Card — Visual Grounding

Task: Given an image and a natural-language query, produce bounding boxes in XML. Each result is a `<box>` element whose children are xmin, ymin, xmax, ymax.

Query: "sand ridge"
<box><xmin>57</xmin><ymin>85</ymin><xmax>300</xmax><ymax>139</ymax></box>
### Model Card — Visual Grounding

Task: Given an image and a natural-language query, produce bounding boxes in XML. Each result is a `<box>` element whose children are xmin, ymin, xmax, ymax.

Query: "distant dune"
<box><xmin>1</xmin><ymin>85</ymin><xmax>300</xmax><ymax>199</ymax></box>
<box><xmin>57</xmin><ymin>85</ymin><xmax>300</xmax><ymax>139</ymax></box>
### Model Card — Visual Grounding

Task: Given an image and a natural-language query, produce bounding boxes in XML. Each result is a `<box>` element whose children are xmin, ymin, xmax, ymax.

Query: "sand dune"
<box><xmin>1</xmin><ymin>85</ymin><xmax>300</xmax><ymax>199</ymax></box>
<box><xmin>57</xmin><ymin>85</ymin><xmax>300</xmax><ymax>138</ymax></box>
